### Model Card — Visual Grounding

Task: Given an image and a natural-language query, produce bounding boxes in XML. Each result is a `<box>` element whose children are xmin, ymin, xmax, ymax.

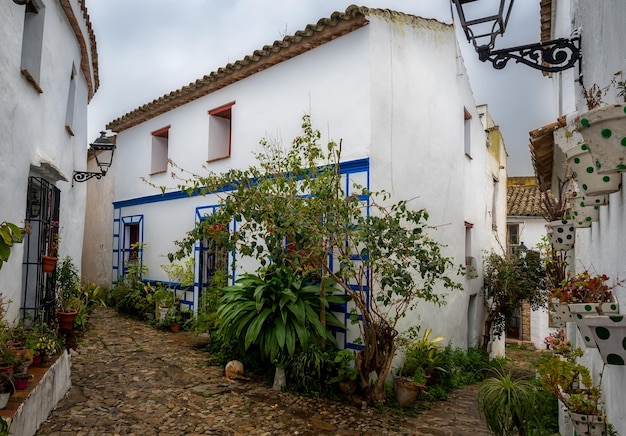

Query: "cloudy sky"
<box><xmin>86</xmin><ymin>0</ymin><xmax>555</xmax><ymax>176</ymax></box>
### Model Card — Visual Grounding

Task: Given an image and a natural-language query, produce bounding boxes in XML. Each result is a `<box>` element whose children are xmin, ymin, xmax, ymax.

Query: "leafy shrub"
<box><xmin>217</xmin><ymin>264</ymin><xmax>348</xmax><ymax>362</ymax></box>
<box><xmin>284</xmin><ymin>345</ymin><xmax>337</xmax><ymax>396</ymax></box>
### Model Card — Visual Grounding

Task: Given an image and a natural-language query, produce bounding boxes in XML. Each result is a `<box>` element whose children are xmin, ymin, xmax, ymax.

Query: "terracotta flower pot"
<box><xmin>56</xmin><ymin>309</ymin><xmax>78</xmax><ymax>331</ymax></box>
<box><xmin>41</xmin><ymin>255</ymin><xmax>58</xmax><ymax>274</ymax></box>
<box><xmin>395</xmin><ymin>377</ymin><xmax>424</xmax><ymax>407</ymax></box>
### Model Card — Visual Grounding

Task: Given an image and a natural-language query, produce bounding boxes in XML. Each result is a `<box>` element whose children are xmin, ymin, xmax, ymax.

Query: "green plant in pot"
<box><xmin>401</xmin><ymin>328</ymin><xmax>446</xmax><ymax>384</ymax></box>
<box><xmin>329</xmin><ymin>349</ymin><xmax>359</xmax><ymax>395</ymax></box>
<box><xmin>55</xmin><ymin>256</ymin><xmax>81</xmax><ymax>321</ymax></box>
<box><xmin>537</xmin><ymin>349</ymin><xmax>609</xmax><ymax>435</ymax></box>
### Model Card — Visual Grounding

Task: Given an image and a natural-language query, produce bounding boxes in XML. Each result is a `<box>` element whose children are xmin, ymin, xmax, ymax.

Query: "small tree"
<box><xmin>482</xmin><ymin>249</ymin><xmax>547</xmax><ymax>350</ymax></box>
<box><xmin>166</xmin><ymin>115</ymin><xmax>462</xmax><ymax>403</ymax></box>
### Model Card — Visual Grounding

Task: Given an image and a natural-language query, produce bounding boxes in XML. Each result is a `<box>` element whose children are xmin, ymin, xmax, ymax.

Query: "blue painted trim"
<box><xmin>113</xmin><ymin>158</ymin><xmax>369</xmax><ymax>209</ymax></box>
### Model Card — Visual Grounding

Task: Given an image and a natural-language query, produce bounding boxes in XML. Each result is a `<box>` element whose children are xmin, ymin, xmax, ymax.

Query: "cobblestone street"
<box><xmin>36</xmin><ymin>307</ymin><xmax>491</xmax><ymax>435</ymax></box>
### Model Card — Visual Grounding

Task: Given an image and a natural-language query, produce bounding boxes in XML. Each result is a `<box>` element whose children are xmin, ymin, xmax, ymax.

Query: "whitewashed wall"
<box><xmin>550</xmin><ymin>1</ymin><xmax>626</xmax><ymax>434</ymax></box>
<box><xmin>0</xmin><ymin>0</ymin><xmax>95</xmax><ymax>321</ymax></box>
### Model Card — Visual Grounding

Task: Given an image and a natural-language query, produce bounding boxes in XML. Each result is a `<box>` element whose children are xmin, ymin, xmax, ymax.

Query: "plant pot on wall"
<box><xmin>551</xmin><ymin>298</ymin><xmax>574</xmax><ymax>324</ymax></box>
<box><xmin>576</xmin><ymin>104</ymin><xmax>626</xmax><ymax>173</ymax></box>
<box><xmin>41</xmin><ymin>255</ymin><xmax>58</xmax><ymax>274</ymax></box>
<box><xmin>568</xmin><ymin>411</ymin><xmax>607</xmax><ymax>436</ymax></box>
<box><xmin>568</xmin><ymin>300</ymin><xmax>619</xmax><ymax>348</ymax></box>
<box><xmin>565</xmin><ymin>143</ymin><xmax>622</xmax><ymax>196</ymax></box>
<box><xmin>584</xmin><ymin>315</ymin><xmax>626</xmax><ymax>365</ymax></box>
<box><xmin>546</xmin><ymin>220</ymin><xmax>575</xmax><ymax>251</ymax></box>
<box><xmin>568</xmin><ymin>195</ymin><xmax>602</xmax><ymax>228</ymax></box>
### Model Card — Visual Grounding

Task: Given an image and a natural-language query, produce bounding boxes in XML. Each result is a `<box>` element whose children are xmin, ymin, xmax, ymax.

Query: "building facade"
<box><xmin>0</xmin><ymin>0</ymin><xmax>99</xmax><ymax>322</ymax></box>
<box><xmin>529</xmin><ymin>1</ymin><xmax>626</xmax><ymax>433</ymax></box>
<box><xmin>101</xmin><ymin>6</ymin><xmax>507</xmax><ymax>354</ymax></box>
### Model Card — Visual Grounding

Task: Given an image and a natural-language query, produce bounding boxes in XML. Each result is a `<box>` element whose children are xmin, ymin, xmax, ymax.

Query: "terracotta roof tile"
<box><xmin>106</xmin><ymin>6</ymin><xmax>448</xmax><ymax>133</ymax></box>
<box><xmin>507</xmin><ymin>176</ymin><xmax>545</xmax><ymax>217</ymax></box>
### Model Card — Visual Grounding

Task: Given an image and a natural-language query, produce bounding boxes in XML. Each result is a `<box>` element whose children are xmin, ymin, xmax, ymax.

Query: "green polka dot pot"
<box><xmin>568</xmin><ymin>411</ymin><xmax>607</xmax><ymax>436</ymax></box>
<box><xmin>546</xmin><ymin>220</ymin><xmax>575</xmax><ymax>251</ymax></box>
<box><xmin>565</xmin><ymin>143</ymin><xmax>622</xmax><ymax>196</ymax></box>
<box><xmin>576</xmin><ymin>104</ymin><xmax>626</xmax><ymax>174</ymax></box>
<box><xmin>584</xmin><ymin>314</ymin><xmax>626</xmax><ymax>366</ymax></box>
<box><xmin>568</xmin><ymin>301</ymin><xmax>619</xmax><ymax>348</ymax></box>
<box><xmin>551</xmin><ymin>299</ymin><xmax>574</xmax><ymax>324</ymax></box>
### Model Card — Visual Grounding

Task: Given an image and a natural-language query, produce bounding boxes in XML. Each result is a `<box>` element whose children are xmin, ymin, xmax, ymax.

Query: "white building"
<box><xmin>0</xmin><ymin>0</ymin><xmax>99</xmax><ymax>323</ymax></box>
<box><xmin>102</xmin><ymin>6</ymin><xmax>507</xmax><ymax>352</ymax></box>
<box><xmin>528</xmin><ymin>1</ymin><xmax>626</xmax><ymax>434</ymax></box>
<box><xmin>506</xmin><ymin>176</ymin><xmax>555</xmax><ymax>349</ymax></box>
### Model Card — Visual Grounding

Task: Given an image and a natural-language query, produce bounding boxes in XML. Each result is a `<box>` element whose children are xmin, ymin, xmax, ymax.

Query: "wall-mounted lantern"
<box><xmin>72</xmin><ymin>131</ymin><xmax>116</xmax><ymax>184</ymax></box>
<box><xmin>451</xmin><ymin>0</ymin><xmax>580</xmax><ymax>72</ymax></box>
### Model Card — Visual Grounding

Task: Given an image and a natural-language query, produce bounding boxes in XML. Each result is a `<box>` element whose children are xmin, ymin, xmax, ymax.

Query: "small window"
<box><xmin>151</xmin><ymin>126</ymin><xmax>169</xmax><ymax>174</ymax></box>
<box><xmin>208</xmin><ymin>102</ymin><xmax>234</xmax><ymax>161</ymax></box>
<box><xmin>464</xmin><ymin>108</ymin><xmax>472</xmax><ymax>157</ymax></box>
<box><xmin>65</xmin><ymin>65</ymin><xmax>77</xmax><ymax>135</ymax></box>
<box><xmin>507</xmin><ymin>223</ymin><xmax>520</xmax><ymax>256</ymax></box>
<box><xmin>492</xmin><ymin>177</ymin><xmax>499</xmax><ymax>230</ymax></box>
<box><xmin>20</xmin><ymin>0</ymin><xmax>45</xmax><ymax>93</ymax></box>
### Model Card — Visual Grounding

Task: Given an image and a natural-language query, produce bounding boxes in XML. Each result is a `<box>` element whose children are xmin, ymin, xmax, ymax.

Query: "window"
<box><xmin>20</xmin><ymin>0</ymin><xmax>45</xmax><ymax>92</ymax></box>
<box><xmin>208</xmin><ymin>102</ymin><xmax>234</xmax><ymax>161</ymax></box>
<box><xmin>464</xmin><ymin>222</ymin><xmax>476</xmax><ymax>276</ymax></box>
<box><xmin>507</xmin><ymin>223</ymin><xmax>520</xmax><ymax>256</ymax></box>
<box><xmin>492</xmin><ymin>177</ymin><xmax>499</xmax><ymax>230</ymax></box>
<box><xmin>65</xmin><ymin>65</ymin><xmax>77</xmax><ymax>135</ymax></box>
<box><xmin>151</xmin><ymin>126</ymin><xmax>169</xmax><ymax>174</ymax></box>
<box><xmin>464</xmin><ymin>108</ymin><xmax>472</xmax><ymax>157</ymax></box>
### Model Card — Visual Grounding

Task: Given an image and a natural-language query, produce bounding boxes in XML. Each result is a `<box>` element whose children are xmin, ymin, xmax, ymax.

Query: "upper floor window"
<box><xmin>507</xmin><ymin>223</ymin><xmax>520</xmax><ymax>256</ymax></box>
<box><xmin>208</xmin><ymin>102</ymin><xmax>235</xmax><ymax>161</ymax></box>
<box><xmin>21</xmin><ymin>0</ymin><xmax>45</xmax><ymax>93</ymax></box>
<box><xmin>151</xmin><ymin>126</ymin><xmax>169</xmax><ymax>174</ymax></box>
<box><xmin>464</xmin><ymin>108</ymin><xmax>472</xmax><ymax>158</ymax></box>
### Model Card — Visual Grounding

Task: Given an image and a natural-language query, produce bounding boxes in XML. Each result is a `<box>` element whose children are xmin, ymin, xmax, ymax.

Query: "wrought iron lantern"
<box><xmin>72</xmin><ymin>131</ymin><xmax>116</xmax><ymax>184</ymax></box>
<box><xmin>451</xmin><ymin>0</ymin><xmax>580</xmax><ymax>72</ymax></box>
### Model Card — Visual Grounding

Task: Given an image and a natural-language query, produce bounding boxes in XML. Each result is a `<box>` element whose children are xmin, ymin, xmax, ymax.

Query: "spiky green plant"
<box><xmin>477</xmin><ymin>369</ymin><xmax>538</xmax><ymax>436</ymax></box>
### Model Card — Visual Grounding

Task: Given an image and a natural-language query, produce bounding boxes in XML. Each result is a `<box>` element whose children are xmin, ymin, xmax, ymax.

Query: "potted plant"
<box><xmin>154</xmin><ymin>284</ymin><xmax>176</xmax><ymax>322</ymax></box>
<box><xmin>551</xmin><ymin>271</ymin><xmax>620</xmax><ymax>348</ymax></box>
<box><xmin>0</xmin><ymin>373</ymin><xmax>14</xmax><ymax>409</ymax></box>
<box><xmin>161</xmin><ymin>258</ymin><xmax>195</xmax><ymax>290</ymax></box>
<box><xmin>538</xmin><ymin>349</ymin><xmax>607</xmax><ymax>436</ymax></box>
<box><xmin>0</xmin><ymin>221</ymin><xmax>26</xmax><ymax>271</ymax></box>
<box><xmin>41</xmin><ymin>222</ymin><xmax>60</xmax><ymax>274</ymax></box>
<box><xmin>55</xmin><ymin>256</ymin><xmax>81</xmax><ymax>331</ymax></box>
<box><xmin>538</xmin><ymin>177</ymin><xmax>576</xmax><ymax>251</ymax></box>
<box><xmin>164</xmin><ymin>308</ymin><xmax>182</xmax><ymax>333</ymax></box>
<box><xmin>329</xmin><ymin>349</ymin><xmax>359</xmax><ymax>395</ymax></box>
<box><xmin>399</xmin><ymin>328</ymin><xmax>446</xmax><ymax>387</ymax></box>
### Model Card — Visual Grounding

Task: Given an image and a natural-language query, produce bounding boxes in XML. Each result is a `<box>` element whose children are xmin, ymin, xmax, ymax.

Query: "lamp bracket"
<box><xmin>72</xmin><ymin>171</ymin><xmax>104</xmax><ymax>185</ymax></box>
<box><xmin>482</xmin><ymin>37</ymin><xmax>580</xmax><ymax>72</ymax></box>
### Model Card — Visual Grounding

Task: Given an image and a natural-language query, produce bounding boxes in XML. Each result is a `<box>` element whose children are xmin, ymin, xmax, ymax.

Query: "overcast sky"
<box><xmin>86</xmin><ymin>0</ymin><xmax>555</xmax><ymax>176</ymax></box>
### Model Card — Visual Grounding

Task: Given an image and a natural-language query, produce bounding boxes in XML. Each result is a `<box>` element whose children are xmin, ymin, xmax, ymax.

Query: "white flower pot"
<box><xmin>568</xmin><ymin>300</ymin><xmax>619</xmax><ymax>348</ymax></box>
<box><xmin>546</xmin><ymin>220</ymin><xmax>575</xmax><ymax>251</ymax></box>
<box><xmin>551</xmin><ymin>298</ymin><xmax>574</xmax><ymax>324</ymax></box>
<box><xmin>568</xmin><ymin>411</ymin><xmax>606</xmax><ymax>436</ymax></box>
<box><xmin>565</xmin><ymin>143</ymin><xmax>622</xmax><ymax>196</ymax></box>
<box><xmin>576</xmin><ymin>104</ymin><xmax>626</xmax><ymax>173</ymax></box>
<box><xmin>584</xmin><ymin>314</ymin><xmax>626</xmax><ymax>365</ymax></box>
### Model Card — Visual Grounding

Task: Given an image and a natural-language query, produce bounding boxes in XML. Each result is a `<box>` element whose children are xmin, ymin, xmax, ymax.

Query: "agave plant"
<box><xmin>217</xmin><ymin>264</ymin><xmax>349</xmax><ymax>362</ymax></box>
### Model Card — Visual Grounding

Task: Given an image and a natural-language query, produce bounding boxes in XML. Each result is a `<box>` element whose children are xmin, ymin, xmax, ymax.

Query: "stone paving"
<box><xmin>36</xmin><ymin>307</ymin><xmax>492</xmax><ymax>435</ymax></box>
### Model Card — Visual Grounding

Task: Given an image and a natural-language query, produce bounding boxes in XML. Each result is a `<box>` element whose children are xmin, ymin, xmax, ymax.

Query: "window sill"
<box><xmin>207</xmin><ymin>155</ymin><xmax>230</xmax><ymax>163</ymax></box>
<box><xmin>20</xmin><ymin>69</ymin><xmax>43</xmax><ymax>94</ymax></box>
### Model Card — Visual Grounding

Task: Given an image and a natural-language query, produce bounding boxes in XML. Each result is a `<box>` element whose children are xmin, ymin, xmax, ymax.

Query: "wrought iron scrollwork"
<box><xmin>72</xmin><ymin>171</ymin><xmax>104</xmax><ymax>184</ymax></box>
<box><xmin>484</xmin><ymin>38</ymin><xmax>580</xmax><ymax>72</ymax></box>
